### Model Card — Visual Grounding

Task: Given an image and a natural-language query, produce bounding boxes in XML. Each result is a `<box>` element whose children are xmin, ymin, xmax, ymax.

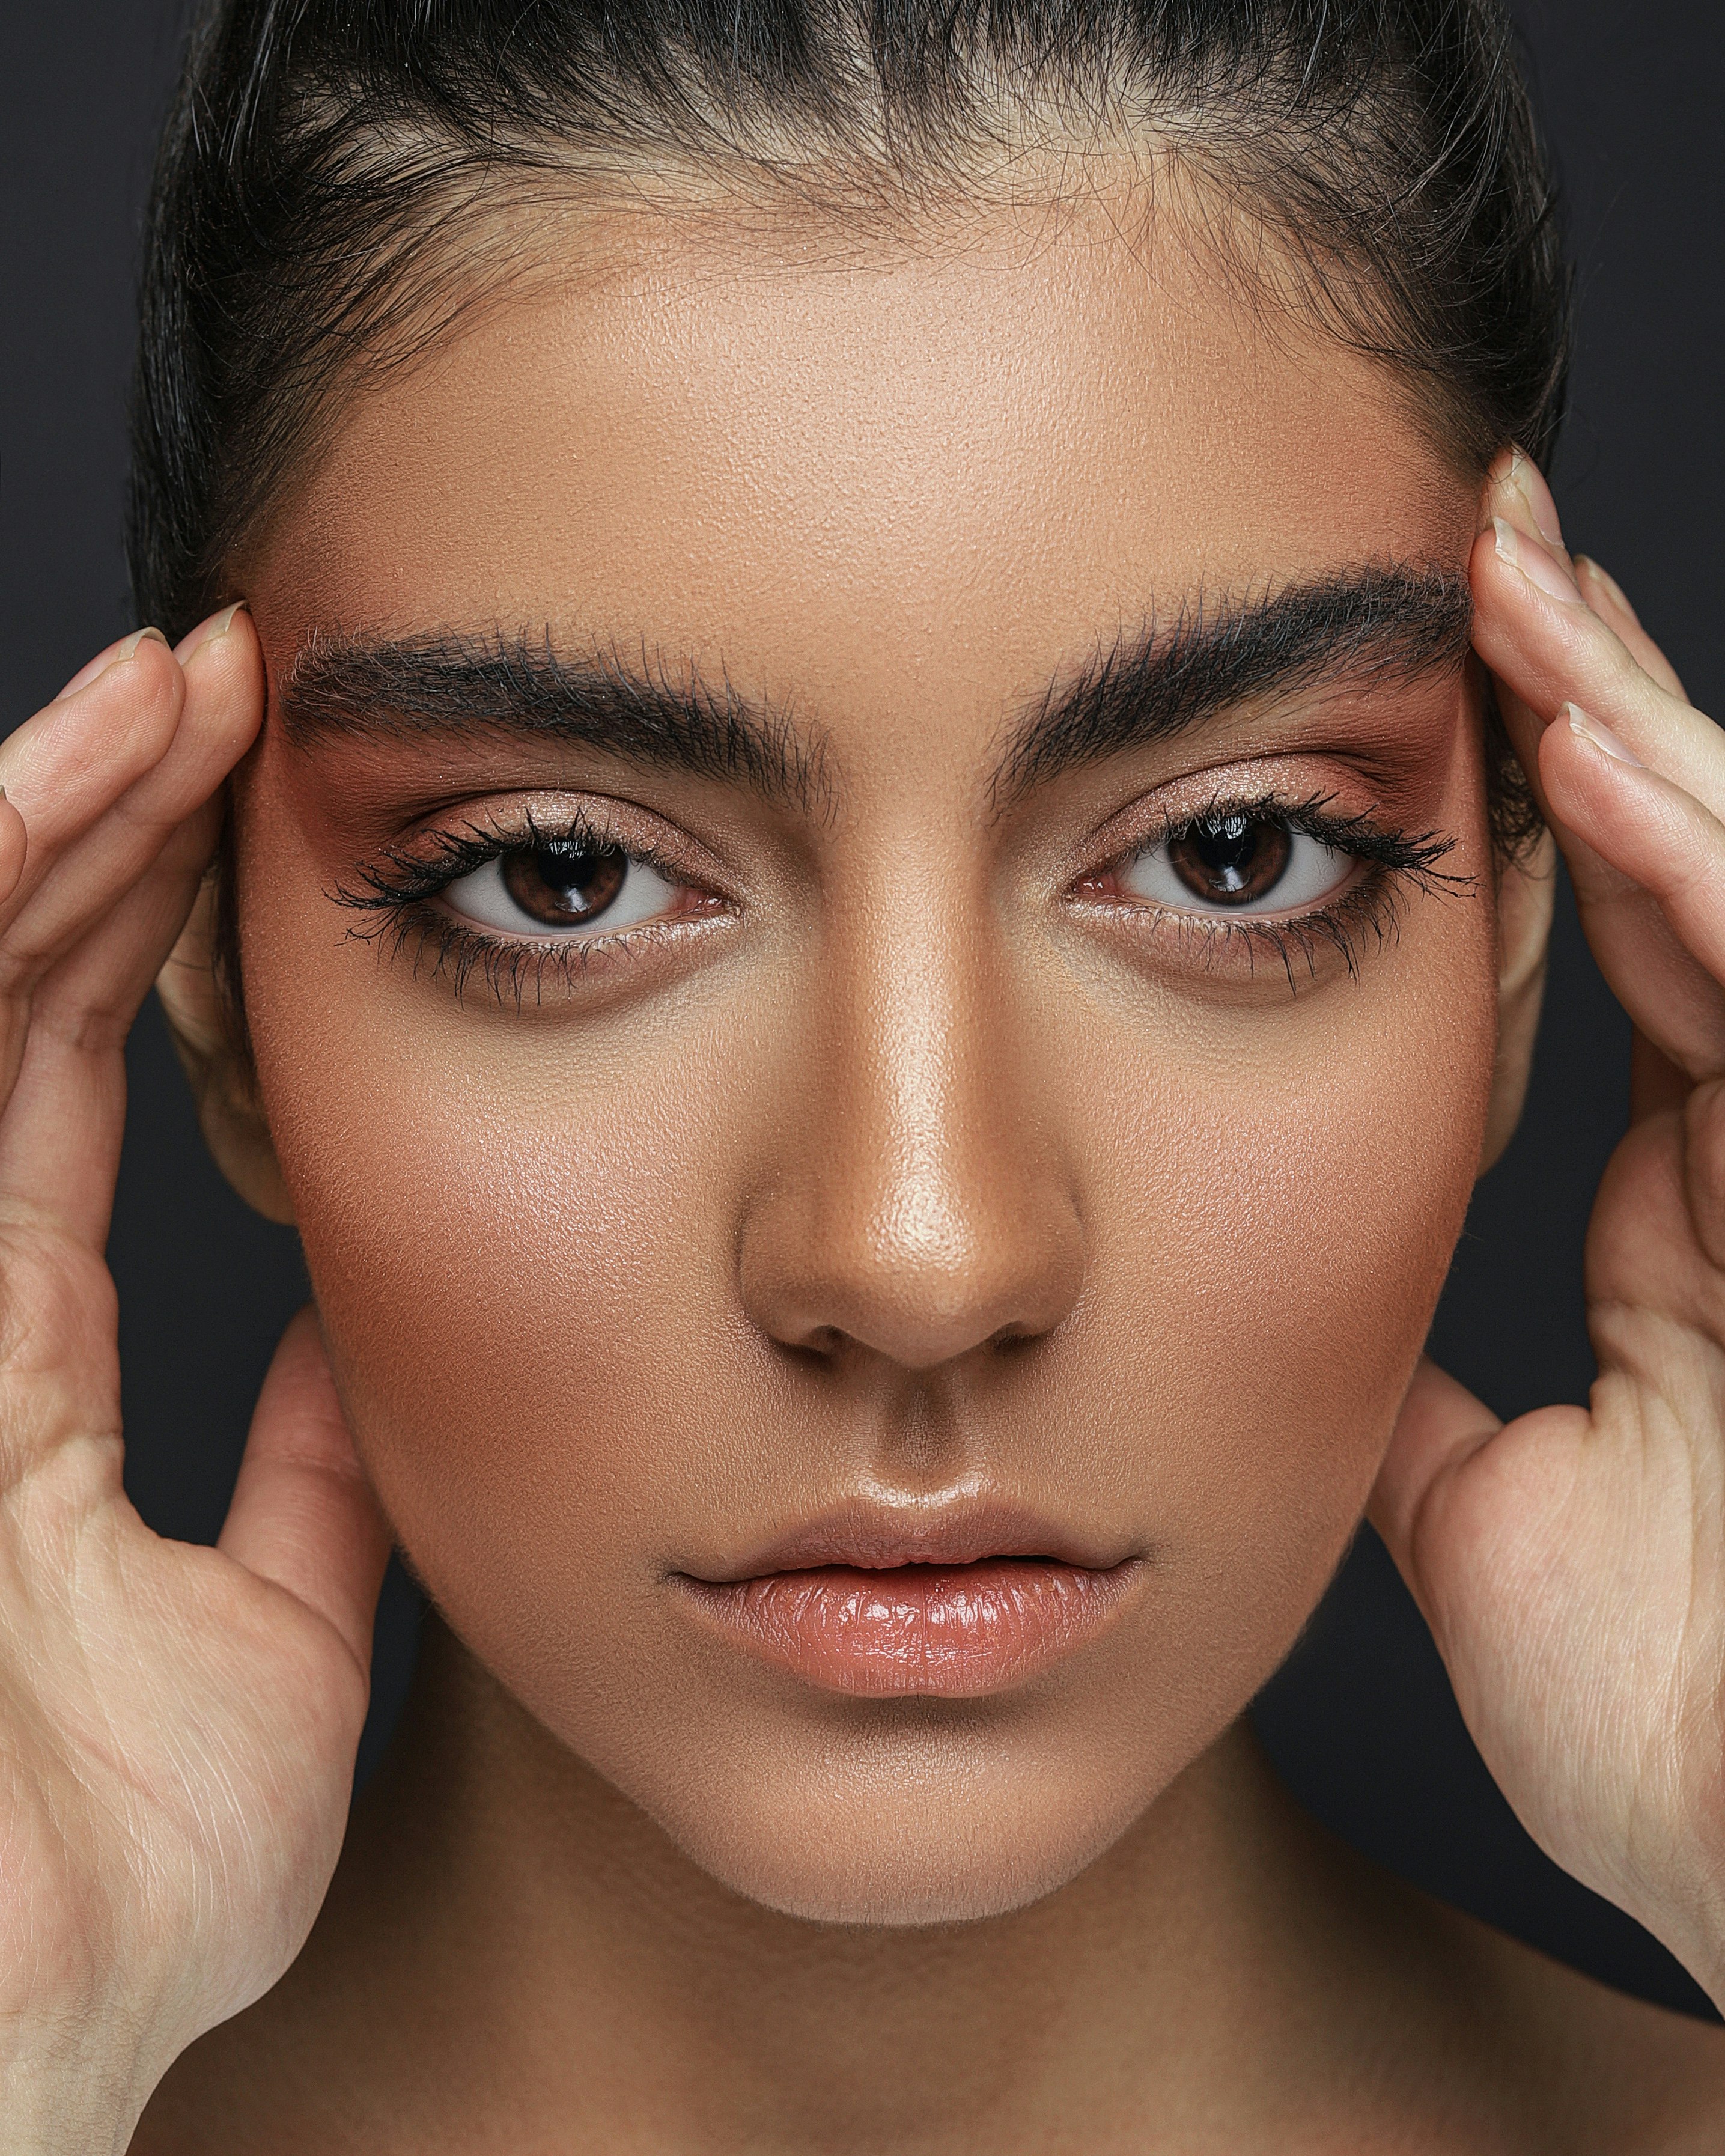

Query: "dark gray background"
<box><xmin>2</xmin><ymin>0</ymin><xmax>1718</xmax><ymax>2017</ymax></box>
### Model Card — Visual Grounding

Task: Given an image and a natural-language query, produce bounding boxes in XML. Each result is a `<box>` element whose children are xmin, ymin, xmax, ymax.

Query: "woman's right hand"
<box><xmin>0</xmin><ymin>617</ymin><xmax>391</xmax><ymax>2155</ymax></box>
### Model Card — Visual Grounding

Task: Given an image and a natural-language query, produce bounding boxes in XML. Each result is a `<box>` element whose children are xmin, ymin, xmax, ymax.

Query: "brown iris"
<box><xmin>499</xmin><ymin>842</ymin><xmax>628</xmax><ymax>927</ymax></box>
<box><xmin>1166</xmin><ymin>815</ymin><xmax>1292</xmax><ymax>907</ymax></box>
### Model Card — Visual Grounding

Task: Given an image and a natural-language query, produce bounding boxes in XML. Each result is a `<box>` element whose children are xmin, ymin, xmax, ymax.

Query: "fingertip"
<box><xmin>178</xmin><ymin>601</ymin><xmax>266</xmax><ymax>756</ymax></box>
<box><xmin>174</xmin><ymin>600</ymin><xmax>246</xmax><ymax>666</ymax></box>
<box><xmin>47</xmin><ymin>626</ymin><xmax>187</xmax><ymax>766</ymax></box>
<box><xmin>260</xmin><ymin>1303</ymin><xmax>344</xmax><ymax>1419</ymax></box>
<box><xmin>1535</xmin><ymin>699</ymin><xmax>1693</xmax><ymax>899</ymax></box>
<box><xmin>1370</xmin><ymin>1358</ymin><xmax>1501</xmax><ymax>1571</ymax></box>
<box><xmin>1477</xmin><ymin>443</ymin><xmax>1565</xmax><ymax>549</ymax></box>
<box><xmin>1477</xmin><ymin>443</ymin><xmax>1521</xmax><ymax>529</ymax></box>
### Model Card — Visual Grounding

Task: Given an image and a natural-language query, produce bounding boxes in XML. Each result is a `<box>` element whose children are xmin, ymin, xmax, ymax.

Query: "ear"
<box><xmin>1478</xmin><ymin>827</ymin><xmax>1558</xmax><ymax>1175</ymax></box>
<box><xmin>155</xmin><ymin>875</ymin><xmax>297</xmax><ymax>1225</ymax></box>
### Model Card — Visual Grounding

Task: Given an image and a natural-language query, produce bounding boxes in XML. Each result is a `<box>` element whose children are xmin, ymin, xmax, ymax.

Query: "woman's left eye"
<box><xmin>1119</xmin><ymin>813</ymin><xmax>1352</xmax><ymax>915</ymax></box>
<box><xmin>440</xmin><ymin>839</ymin><xmax>680</xmax><ymax>937</ymax></box>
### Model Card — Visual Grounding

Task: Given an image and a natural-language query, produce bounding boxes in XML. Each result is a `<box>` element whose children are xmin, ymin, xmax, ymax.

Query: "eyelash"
<box><xmin>332</xmin><ymin>807</ymin><xmax>719</xmax><ymax>1007</ymax></box>
<box><xmin>1084</xmin><ymin>788</ymin><xmax>1467</xmax><ymax>990</ymax></box>
<box><xmin>334</xmin><ymin>788</ymin><xmax>1465</xmax><ymax>1009</ymax></box>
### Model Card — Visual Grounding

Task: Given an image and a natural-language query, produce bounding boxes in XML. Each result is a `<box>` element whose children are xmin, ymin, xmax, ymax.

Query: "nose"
<box><xmin>738</xmin><ymin>907</ymin><xmax>1085</xmax><ymax>1372</ymax></box>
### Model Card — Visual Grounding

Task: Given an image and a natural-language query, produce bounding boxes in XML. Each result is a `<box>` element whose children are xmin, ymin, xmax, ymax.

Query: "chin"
<box><xmin>608</xmin><ymin>1711</ymin><xmax>1178</xmax><ymax>1928</ymax></box>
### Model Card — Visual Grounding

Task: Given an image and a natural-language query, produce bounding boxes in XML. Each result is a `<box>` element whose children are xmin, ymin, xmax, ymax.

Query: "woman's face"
<box><xmin>236</xmin><ymin>199</ymin><xmax>1500</xmax><ymax>1922</ymax></box>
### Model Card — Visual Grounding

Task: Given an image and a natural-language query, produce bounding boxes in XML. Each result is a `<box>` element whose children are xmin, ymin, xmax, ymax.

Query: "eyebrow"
<box><xmin>278</xmin><ymin>561</ymin><xmax>1470</xmax><ymax>814</ymax></box>
<box><xmin>993</xmin><ymin>561</ymin><xmax>1473</xmax><ymax>804</ymax></box>
<box><xmin>278</xmin><ymin>630</ymin><xmax>832</xmax><ymax>814</ymax></box>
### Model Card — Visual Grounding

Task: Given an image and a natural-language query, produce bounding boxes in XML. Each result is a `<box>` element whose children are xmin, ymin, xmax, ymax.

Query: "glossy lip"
<box><xmin>673</xmin><ymin>1500</ymin><xmax>1145</xmax><ymax>1699</ymax></box>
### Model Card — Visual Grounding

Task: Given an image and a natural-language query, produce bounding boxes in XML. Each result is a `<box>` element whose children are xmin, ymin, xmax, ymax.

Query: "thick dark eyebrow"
<box><xmin>277</xmin><ymin>629</ymin><xmax>830</xmax><ymax>814</ymax></box>
<box><xmin>993</xmin><ymin>562</ymin><xmax>1473</xmax><ymax>805</ymax></box>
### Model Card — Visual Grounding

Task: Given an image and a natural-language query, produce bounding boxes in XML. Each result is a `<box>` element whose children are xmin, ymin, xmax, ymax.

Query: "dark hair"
<box><xmin>129</xmin><ymin>0</ymin><xmax>1566</xmax><ymax>857</ymax></box>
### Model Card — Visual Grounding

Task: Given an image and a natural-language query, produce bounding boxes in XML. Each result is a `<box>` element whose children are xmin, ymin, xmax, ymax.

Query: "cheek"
<box><xmin>1057</xmin><ymin>908</ymin><xmax>1497</xmax><ymax>1675</ymax></box>
<box><xmin>245</xmin><ymin>966</ymin><xmax>774</xmax><ymax>1600</ymax></box>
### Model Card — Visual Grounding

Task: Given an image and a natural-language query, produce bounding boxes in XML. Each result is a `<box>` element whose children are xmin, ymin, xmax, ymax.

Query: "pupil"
<box><xmin>501</xmin><ymin>842</ymin><xmax>628</xmax><ymax>926</ymax></box>
<box><xmin>1168</xmin><ymin>815</ymin><xmax>1291</xmax><ymax>906</ymax></box>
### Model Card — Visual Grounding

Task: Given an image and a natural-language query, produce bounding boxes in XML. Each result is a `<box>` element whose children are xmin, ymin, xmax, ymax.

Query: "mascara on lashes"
<box><xmin>331</xmin><ymin>791</ymin><xmax>1465</xmax><ymax>1008</ymax></box>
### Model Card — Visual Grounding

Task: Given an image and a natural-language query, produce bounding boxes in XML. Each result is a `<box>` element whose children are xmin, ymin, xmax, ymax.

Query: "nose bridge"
<box><xmin>740</xmin><ymin>884</ymin><xmax>1083</xmax><ymax>1369</ymax></box>
<box><xmin>854</xmin><ymin>930</ymin><xmax>990</xmax><ymax>1278</ymax></box>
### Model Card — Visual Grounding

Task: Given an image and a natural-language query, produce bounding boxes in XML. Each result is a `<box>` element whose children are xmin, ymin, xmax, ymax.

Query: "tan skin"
<box><xmin>2</xmin><ymin>193</ymin><xmax>1725</xmax><ymax>2150</ymax></box>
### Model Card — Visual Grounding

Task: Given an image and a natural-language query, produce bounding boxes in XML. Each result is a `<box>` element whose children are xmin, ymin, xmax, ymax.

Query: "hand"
<box><xmin>0</xmin><ymin>620</ymin><xmax>391</xmax><ymax>2154</ymax></box>
<box><xmin>1372</xmin><ymin>448</ymin><xmax>1725</xmax><ymax>2006</ymax></box>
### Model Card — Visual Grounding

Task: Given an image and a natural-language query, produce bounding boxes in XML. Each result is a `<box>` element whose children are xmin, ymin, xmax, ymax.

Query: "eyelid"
<box><xmin>1077</xmin><ymin>750</ymin><xmax>1407</xmax><ymax>864</ymax></box>
<box><xmin>385</xmin><ymin>790</ymin><xmax>730</xmax><ymax>898</ymax></box>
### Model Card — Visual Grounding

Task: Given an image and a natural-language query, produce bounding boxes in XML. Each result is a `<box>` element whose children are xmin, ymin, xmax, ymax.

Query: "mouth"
<box><xmin>673</xmin><ymin>1505</ymin><xmax>1143</xmax><ymax>1699</ymax></box>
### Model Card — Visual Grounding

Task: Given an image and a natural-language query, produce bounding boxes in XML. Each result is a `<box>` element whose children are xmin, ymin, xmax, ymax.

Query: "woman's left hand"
<box><xmin>1372</xmin><ymin>447</ymin><xmax>1725</xmax><ymax>2006</ymax></box>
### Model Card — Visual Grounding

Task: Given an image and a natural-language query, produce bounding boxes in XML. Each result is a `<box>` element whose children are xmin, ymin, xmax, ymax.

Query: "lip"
<box><xmin>674</xmin><ymin>1500</ymin><xmax>1143</xmax><ymax>1698</ymax></box>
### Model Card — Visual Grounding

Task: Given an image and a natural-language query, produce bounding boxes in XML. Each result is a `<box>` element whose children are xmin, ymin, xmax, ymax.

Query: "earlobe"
<box><xmin>1479</xmin><ymin>827</ymin><xmax>1558</xmax><ymax>1175</ymax></box>
<box><xmin>155</xmin><ymin>876</ymin><xmax>297</xmax><ymax>1226</ymax></box>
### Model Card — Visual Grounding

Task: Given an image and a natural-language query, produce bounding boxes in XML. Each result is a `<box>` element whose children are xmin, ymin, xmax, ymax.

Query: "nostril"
<box><xmin>792</xmin><ymin>1323</ymin><xmax>850</xmax><ymax>1363</ymax></box>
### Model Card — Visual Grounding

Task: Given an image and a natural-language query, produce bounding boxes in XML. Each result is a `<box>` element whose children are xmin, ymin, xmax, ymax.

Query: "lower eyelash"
<box><xmin>331</xmin><ymin>815</ymin><xmax>704</xmax><ymax>1008</ymax></box>
<box><xmin>1100</xmin><ymin>793</ymin><xmax>1472</xmax><ymax>991</ymax></box>
<box><xmin>1152</xmin><ymin>865</ymin><xmax>1413</xmax><ymax>991</ymax></box>
<box><xmin>344</xmin><ymin>897</ymin><xmax>684</xmax><ymax>1008</ymax></box>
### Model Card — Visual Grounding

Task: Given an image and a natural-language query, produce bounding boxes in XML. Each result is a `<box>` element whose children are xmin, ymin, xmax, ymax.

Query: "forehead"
<box><xmin>251</xmin><ymin>204</ymin><xmax>1477</xmax><ymax>716</ymax></box>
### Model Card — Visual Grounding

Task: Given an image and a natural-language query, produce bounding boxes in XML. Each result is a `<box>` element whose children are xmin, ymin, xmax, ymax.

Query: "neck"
<box><xmin>316</xmin><ymin>1614</ymin><xmax>1404</xmax><ymax>2151</ymax></box>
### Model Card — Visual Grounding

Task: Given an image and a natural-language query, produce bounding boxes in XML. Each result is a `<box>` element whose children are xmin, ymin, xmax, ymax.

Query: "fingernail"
<box><xmin>55</xmin><ymin>625</ymin><xmax>166</xmax><ymax>699</ymax></box>
<box><xmin>1508</xmin><ymin>447</ymin><xmax>1566</xmax><ymax>547</ymax></box>
<box><xmin>1495</xmin><ymin>518</ymin><xmax>1584</xmax><ymax>606</ymax></box>
<box><xmin>1565</xmin><ymin>704</ymin><xmax>1644</xmax><ymax>767</ymax></box>
<box><xmin>90</xmin><ymin>626</ymin><xmax>169</xmax><ymax>689</ymax></box>
<box><xmin>177</xmin><ymin>601</ymin><xmax>246</xmax><ymax>667</ymax></box>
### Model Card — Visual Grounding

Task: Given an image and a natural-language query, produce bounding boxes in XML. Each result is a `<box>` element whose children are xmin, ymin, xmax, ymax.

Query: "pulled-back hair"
<box><xmin>128</xmin><ymin>0</ymin><xmax>1568</xmax><ymax>856</ymax></box>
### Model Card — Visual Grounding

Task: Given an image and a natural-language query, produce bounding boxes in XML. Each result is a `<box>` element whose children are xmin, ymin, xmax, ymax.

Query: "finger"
<box><xmin>1369</xmin><ymin>1357</ymin><xmax>1502</xmax><ymax>1609</ymax></box>
<box><xmin>0</xmin><ymin>612</ymin><xmax>259</xmax><ymax>975</ymax></box>
<box><xmin>1537</xmin><ymin>705</ymin><xmax>1725</xmax><ymax>1076</ymax></box>
<box><xmin>0</xmin><ymin>821</ymin><xmax>227</xmax><ymax>1248</ymax></box>
<box><xmin>0</xmin><ymin>620</ymin><xmax>263</xmax><ymax>1243</ymax></box>
<box><xmin>1473</xmin><ymin>467</ymin><xmax>1724</xmax><ymax>814</ymax></box>
<box><xmin>219</xmin><ymin>1309</ymin><xmax>392</xmax><ymax>1679</ymax></box>
<box><xmin>55</xmin><ymin>629</ymin><xmax>155</xmax><ymax>702</ymax></box>
<box><xmin>1471</xmin><ymin>458</ymin><xmax>1725</xmax><ymax>1070</ymax></box>
<box><xmin>49</xmin><ymin>605</ymin><xmax>234</xmax><ymax>705</ymax></box>
<box><xmin>0</xmin><ymin>635</ymin><xmax>184</xmax><ymax>925</ymax></box>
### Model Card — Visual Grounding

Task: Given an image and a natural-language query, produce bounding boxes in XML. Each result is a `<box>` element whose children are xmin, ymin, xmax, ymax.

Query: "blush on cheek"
<box><xmin>1062</xmin><ymin>930</ymin><xmax>1498</xmax><ymax>1681</ymax></box>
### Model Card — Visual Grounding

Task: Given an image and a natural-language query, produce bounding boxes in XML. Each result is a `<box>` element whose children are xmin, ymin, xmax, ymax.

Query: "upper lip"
<box><xmin>684</xmin><ymin>1496</ymin><xmax>1140</xmax><ymax>1584</ymax></box>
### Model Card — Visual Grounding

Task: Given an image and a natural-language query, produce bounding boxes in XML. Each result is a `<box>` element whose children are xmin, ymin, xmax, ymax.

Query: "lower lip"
<box><xmin>679</xmin><ymin>1558</ymin><xmax>1137</xmax><ymax>1697</ymax></box>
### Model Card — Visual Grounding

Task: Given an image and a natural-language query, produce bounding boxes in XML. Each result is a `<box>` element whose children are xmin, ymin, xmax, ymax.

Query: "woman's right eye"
<box><xmin>440</xmin><ymin>839</ymin><xmax>681</xmax><ymax>939</ymax></box>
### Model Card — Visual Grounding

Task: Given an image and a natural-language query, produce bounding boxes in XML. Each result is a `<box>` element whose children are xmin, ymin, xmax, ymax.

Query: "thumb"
<box><xmin>218</xmin><ymin>1307</ymin><xmax>392</xmax><ymax>1676</ymax></box>
<box><xmin>1368</xmin><ymin>1356</ymin><xmax>1502</xmax><ymax>1618</ymax></box>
